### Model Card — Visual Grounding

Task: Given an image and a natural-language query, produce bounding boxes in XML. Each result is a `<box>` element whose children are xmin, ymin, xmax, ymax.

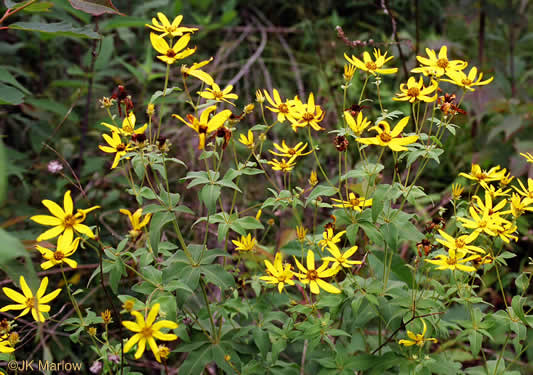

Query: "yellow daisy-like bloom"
<box><xmin>269</xmin><ymin>140</ymin><xmax>312</xmax><ymax>158</ymax></box>
<box><xmin>323</xmin><ymin>244</ymin><xmax>362</xmax><ymax>268</ymax></box>
<box><xmin>268</xmin><ymin>156</ymin><xmax>297</xmax><ymax>172</ymax></box>
<box><xmin>99</xmin><ymin>131</ymin><xmax>134</xmax><ymax>169</ymax></box>
<box><xmin>318</xmin><ymin>227</ymin><xmax>346</xmax><ymax>251</ymax></box>
<box><xmin>451</xmin><ymin>183</ymin><xmax>464</xmax><ymax>200</ymax></box>
<box><xmin>146</xmin><ymin>13</ymin><xmax>198</xmax><ymax>38</ymax></box>
<box><xmin>296</xmin><ymin>225</ymin><xmax>308</xmax><ymax>242</ymax></box>
<box><xmin>120</xmin><ymin>208</ymin><xmax>152</xmax><ymax>239</ymax></box>
<box><xmin>343</xmin><ymin>64</ymin><xmax>356</xmax><ymax>81</ymax></box>
<box><xmin>344</xmin><ymin>110</ymin><xmax>371</xmax><ymax>136</ymax></box>
<box><xmin>260</xmin><ymin>253</ymin><xmax>295</xmax><ymax>293</ymax></box>
<box><xmin>238</xmin><ymin>130</ymin><xmax>254</xmax><ymax>149</ymax></box>
<box><xmin>508</xmin><ymin>193</ymin><xmax>533</xmax><ymax>218</ymax></box>
<box><xmin>357</xmin><ymin>117</ymin><xmax>418</xmax><ymax>152</ymax></box>
<box><xmin>411</xmin><ymin>45</ymin><xmax>467</xmax><ymax>77</ymax></box>
<box><xmin>198</xmin><ymin>82</ymin><xmax>238</xmax><ymax>106</ymax></box>
<box><xmin>442</xmin><ymin>66</ymin><xmax>493</xmax><ymax>91</ymax></box>
<box><xmin>308</xmin><ymin>170</ymin><xmax>318</xmax><ymax>186</ymax></box>
<box><xmin>436</xmin><ymin>229</ymin><xmax>485</xmax><ymax>254</ymax></box>
<box><xmin>0</xmin><ymin>337</ymin><xmax>14</xmax><ymax>353</ymax></box>
<box><xmin>172</xmin><ymin>105</ymin><xmax>232</xmax><ymax>150</ymax></box>
<box><xmin>494</xmin><ymin>222</ymin><xmax>518</xmax><ymax>243</ymax></box>
<box><xmin>150</xmin><ymin>33</ymin><xmax>196</xmax><ymax>65</ymax></box>
<box><xmin>520</xmin><ymin>152</ymin><xmax>533</xmax><ymax>163</ymax></box>
<box><xmin>457</xmin><ymin>194</ymin><xmax>508</xmax><ymax>237</ymax></box>
<box><xmin>459</xmin><ymin>164</ymin><xmax>507</xmax><ymax>184</ymax></box>
<box><xmin>289</xmin><ymin>93</ymin><xmax>325</xmax><ymax>132</ymax></box>
<box><xmin>101</xmin><ymin>111</ymin><xmax>148</xmax><ymax>137</ymax></box>
<box><xmin>399</xmin><ymin>319</ymin><xmax>438</xmax><ymax>347</ymax></box>
<box><xmin>344</xmin><ymin>49</ymin><xmax>398</xmax><ymax>75</ymax></box>
<box><xmin>424</xmin><ymin>248</ymin><xmax>478</xmax><ymax>272</ymax></box>
<box><xmin>36</xmin><ymin>234</ymin><xmax>81</xmax><ymax>270</ymax></box>
<box><xmin>0</xmin><ymin>276</ymin><xmax>61</xmax><ymax>322</ymax></box>
<box><xmin>263</xmin><ymin>89</ymin><xmax>295</xmax><ymax>123</ymax></box>
<box><xmin>122</xmin><ymin>304</ymin><xmax>178</xmax><ymax>363</ymax></box>
<box><xmin>514</xmin><ymin>178</ymin><xmax>533</xmax><ymax>201</ymax></box>
<box><xmin>30</xmin><ymin>190</ymin><xmax>100</xmax><ymax>242</ymax></box>
<box><xmin>232</xmin><ymin>233</ymin><xmax>257</xmax><ymax>251</ymax></box>
<box><xmin>181</xmin><ymin>58</ymin><xmax>214</xmax><ymax>86</ymax></box>
<box><xmin>331</xmin><ymin>192</ymin><xmax>372</xmax><ymax>211</ymax></box>
<box><xmin>393</xmin><ymin>76</ymin><xmax>438</xmax><ymax>103</ymax></box>
<box><xmin>293</xmin><ymin>250</ymin><xmax>341</xmax><ymax>294</ymax></box>
<box><xmin>479</xmin><ymin>181</ymin><xmax>511</xmax><ymax>200</ymax></box>
<box><xmin>500</xmin><ymin>172</ymin><xmax>514</xmax><ymax>186</ymax></box>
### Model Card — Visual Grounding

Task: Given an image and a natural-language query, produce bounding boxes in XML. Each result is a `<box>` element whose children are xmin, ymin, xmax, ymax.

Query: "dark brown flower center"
<box><xmin>279</xmin><ymin>103</ymin><xmax>289</xmax><ymax>113</ymax></box>
<box><xmin>462</xmin><ymin>79</ymin><xmax>472</xmax><ymax>86</ymax></box>
<box><xmin>436</xmin><ymin>58</ymin><xmax>448</xmax><ymax>68</ymax></box>
<box><xmin>380</xmin><ymin>132</ymin><xmax>392</xmax><ymax>142</ymax></box>
<box><xmin>446</xmin><ymin>257</ymin><xmax>457</xmax><ymax>266</ymax></box>
<box><xmin>455</xmin><ymin>239</ymin><xmax>465</xmax><ymax>248</ymax></box>
<box><xmin>350</xmin><ymin>198</ymin><xmax>360</xmax><ymax>207</ymax></box>
<box><xmin>212</xmin><ymin>91</ymin><xmax>224</xmax><ymax>100</ymax></box>
<box><xmin>366</xmin><ymin>61</ymin><xmax>377</xmax><ymax>70</ymax></box>
<box><xmin>54</xmin><ymin>251</ymin><xmax>65</xmax><ymax>261</ymax></box>
<box><xmin>288</xmin><ymin>148</ymin><xmax>296</xmax><ymax>155</ymax></box>
<box><xmin>407</xmin><ymin>87</ymin><xmax>420</xmax><ymax>97</ymax></box>
<box><xmin>198</xmin><ymin>125</ymin><xmax>208</xmax><ymax>134</ymax></box>
<box><xmin>302</xmin><ymin>113</ymin><xmax>314</xmax><ymax>122</ymax></box>
<box><xmin>63</xmin><ymin>214</ymin><xmax>77</xmax><ymax>227</ymax></box>
<box><xmin>116</xmin><ymin>144</ymin><xmax>126</xmax><ymax>152</ymax></box>
<box><xmin>166</xmin><ymin>50</ymin><xmax>176</xmax><ymax>58</ymax></box>
<box><xmin>25</xmin><ymin>297</ymin><xmax>35</xmax><ymax>309</ymax></box>
<box><xmin>141</xmin><ymin>326</ymin><xmax>153</xmax><ymax>338</ymax></box>
<box><xmin>307</xmin><ymin>269</ymin><xmax>318</xmax><ymax>281</ymax></box>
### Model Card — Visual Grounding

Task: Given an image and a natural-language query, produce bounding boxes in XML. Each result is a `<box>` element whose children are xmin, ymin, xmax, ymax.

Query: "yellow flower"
<box><xmin>122</xmin><ymin>299</ymin><xmax>135</xmax><ymax>312</ymax></box>
<box><xmin>198</xmin><ymin>82</ymin><xmax>238</xmax><ymax>106</ymax></box>
<box><xmin>289</xmin><ymin>93</ymin><xmax>325</xmax><ymax>132</ymax></box>
<box><xmin>238</xmin><ymin>130</ymin><xmax>254</xmax><ymax>149</ymax></box>
<box><xmin>424</xmin><ymin>248</ymin><xmax>478</xmax><ymax>272</ymax></box>
<box><xmin>357</xmin><ymin>117</ymin><xmax>418</xmax><ymax>152</ymax></box>
<box><xmin>343</xmin><ymin>64</ymin><xmax>356</xmax><ymax>81</ymax></box>
<box><xmin>479</xmin><ymin>181</ymin><xmax>511</xmax><ymax>200</ymax></box>
<box><xmin>101</xmin><ymin>111</ymin><xmax>148</xmax><ymax>136</ymax></box>
<box><xmin>172</xmin><ymin>105</ymin><xmax>232</xmax><ymax>150</ymax></box>
<box><xmin>232</xmin><ymin>233</ymin><xmax>256</xmax><ymax>251</ymax></box>
<box><xmin>436</xmin><ymin>229</ymin><xmax>485</xmax><ymax>254</ymax></box>
<box><xmin>508</xmin><ymin>193</ymin><xmax>533</xmax><ymax>218</ymax></box>
<box><xmin>120</xmin><ymin>208</ymin><xmax>152</xmax><ymax>238</ymax></box>
<box><xmin>269</xmin><ymin>140</ymin><xmax>312</xmax><ymax>158</ymax></box>
<box><xmin>399</xmin><ymin>319</ymin><xmax>438</xmax><ymax>347</ymax></box>
<box><xmin>146</xmin><ymin>13</ymin><xmax>198</xmax><ymax>37</ymax></box>
<box><xmin>323</xmin><ymin>244</ymin><xmax>362</xmax><ymax>268</ymax></box>
<box><xmin>500</xmin><ymin>172</ymin><xmax>514</xmax><ymax>186</ymax></box>
<box><xmin>514</xmin><ymin>178</ymin><xmax>533</xmax><ymax>201</ymax></box>
<box><xmin>520</xmin><ymin>152</ymin><xmax>533</xmax><ymax>163</ymax></box>
<box><xmin>293</xmin><ymin>250</ymin><xmax>341</xmax><ymax>294</ymax></box>
<box><xmin>150</xmin><ymin>33</ymin><xmax>196</xmax><ymax>65</ymax></box>
<box><xmin>181</xmin><ymin>58</ymin><xmax>214</xmax><ymax>86</ymax></box>
<box><xmin>331</xmin><ymin>192</ymin><xmax>372</xmax><ymax>211</ymax></box>
<box><xmin>0</xmin><ymin>276</ymin><xmax>61</xmax><ymax>322</ymax></box>
<box><xmin>146</xmin><ymin>103</ymin><xmax>155</xmax><ymax>116</ymax></box>
<box><xmin>344</xmin><ymin>49</ymin><xmax>398</xmax><ymax>75</ymax></box>
<box><xmin>101</xmin><ymin>309</ymin><xmax>112</xmax><ymax>324</ymax></box>
<box><xmin>255</xmin><ymin>89</ymin><xmax>265</xmax><ymax>103</ymax></box>
<box><xmin>344</xmin><ymin>110</ymin><xmax>371</xmax><ymax>136</ymax></box>
<box><xmin>122</xmin><ymin>304</ymin><xmax>178</xmax><ymax>363</ymax></box>
<box><xmin>318</xmin><ymin>227</ymin><xmax>346</xmax><ymax>251</ymax></box>
<box><xmin>442</xmin><ymin>66</ymin><xmax>493</xmax><ymax>91</ymax></box>
<box><xmin>99</xmin><ymin>131</ymin><xmax>134</xmax><ymax>169</ymax></box>
<box><xmin>459</xmin><ymin>164</ymin><xmax>507</xmax><ymax>184</ymax></box>
<box><xmin>296</xmin><ymin>225</ymin><xmax>308</xmax><ymax>242</ymax></box>
<box><xmin>451</xmin><ymin>183</ymin><xmax>464</xmax><ymax>200</ymax></box>
<box><xmin>244</xmin><ymin>103</ymin><xmax>255</xmax><ymax>114</ymax></box>
<box><xmin>308</xmin><ymin>170</ymin><xmax>318</xmax><ymax>186</ymax></box>
<box><xmin>393</xmin><ymin>76</ymin><xmax>438</xmax><ymax>103</ymax></box>
<box><xmin>411</xmin><ymin>46</ymin><xmax>467</xmax><ymax>77</ymax></box>
<box><xmin>36</xmin><ymin>234</ymin><xmax>81</xmax><ymax>270</ymax></box>
<box><xmin>457</xmin><ymin>193</ymin><xmax>507</xmax><ymax>237</ymax></box>
<box><xmin>268</xmin><ymin>156</ymin><xmax>297</xmax><ymax>172</ymax></box>
<box><xmin>263</xmin><ymin>89</ymin><xmax>295</xmax><ymax>123</ymax></box>
<box><xmin>30</xmin><ymin>190</ymin><xmax>100</xmax><ymax>242</ymax></box>
<box><xmin>494</xmin><ymin>222</ymin><xmax>518</xmax><ymax>243</ymax></box>
<box><xmin>0</xmin><ymin>336</ymin><xmax>14</xmax><ymax>353</ymax></box>
<box><xmin>260</xmin><ymin>253</ymin><xmax>295</xmax><ymax>293</ymax></box>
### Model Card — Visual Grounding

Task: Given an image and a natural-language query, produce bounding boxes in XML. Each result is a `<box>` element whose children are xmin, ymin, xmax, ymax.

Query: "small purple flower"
<box><xmin>108</xmin><ymin>354</ymin><xmax>120</xmax><ymax>364</ymax></box>
<box><xmin>89</xmin><ymin>361</ymin><xmax>102</xmax><ymax>374</ymax></box>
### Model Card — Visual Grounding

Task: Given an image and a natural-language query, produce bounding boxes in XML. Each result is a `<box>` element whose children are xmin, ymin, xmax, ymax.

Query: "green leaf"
<box><xmin>371</xmin><ymin>184</ymin><xmax>390</xmax><ymax>222</ymax></box>
<box><xmin>201</xmin><ymin>265</ymin><xmax>235</xmax><ymax>290</ymax></box>
<box><xmin>150</xmin><ymin>86</ymin><xmax>182</xmax><ymax>104</ymax></box>
<box><xmin>0</xmin><ymin>67</ymin><xmax>31</xmax><ymax>95</ymax></box>
<box><xmin>515</xmin><ymin>273</ymin><xmax>530</xmax><ymax>294</ymax></box>
<box><xmin>305</xmin><ymin>184</ymin><xmax>338</xmax><ymax>206</ymax></box>
<box><xmin>252</xmin><ymin>328</ymin><xmax>270</xmax><ymax>358</ymax></box>
<box><xmin>9</xmin><ymin>21</ymin><xmax>101</xmax><ymax>39</ymax></box>
<box><xmin>0</xmin><ymin>139</ymin><xmax>5</xmax><ymax>205</ymax></box>
<box><xmin>0</xmin><ymin>229</ymin><xmax>37</xmax><ymax>289</ymax></box>
<box><xmin>0</xmin><ymin>82</ymin><xmax>24</xmax><ymax>105</ymax></box>
<box><xmin>178</xmin><ymin>344</ymin><xmax>212</xmax><ymax>375</ymax></box>
<box><xmin>469</xmin><ymin>330</ymin><xmax>482</xmax><ymax>356</ymax></box>
<box><xmin>359</xmin><ymin>221</ymin><xmax>384</xmax><ymax>245</ymax></box>
<box><xmin>149</xmin><ymin>211</ymin><xmax>175</xmax><ymax>255</ymax></box>
<box><xmin>23</xmin><ymin>1</ymin><xmax>53</xmax><ymax>12</ymax></box>
<box><xmin>68</xmin><ymin>0</ymin><xmax>122</xmax><ymax>15</ymax></box>
<box><xmin>199</xmin><ymin>184</ymin><xmax>220</xmax><ymax>214</ymax></box>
